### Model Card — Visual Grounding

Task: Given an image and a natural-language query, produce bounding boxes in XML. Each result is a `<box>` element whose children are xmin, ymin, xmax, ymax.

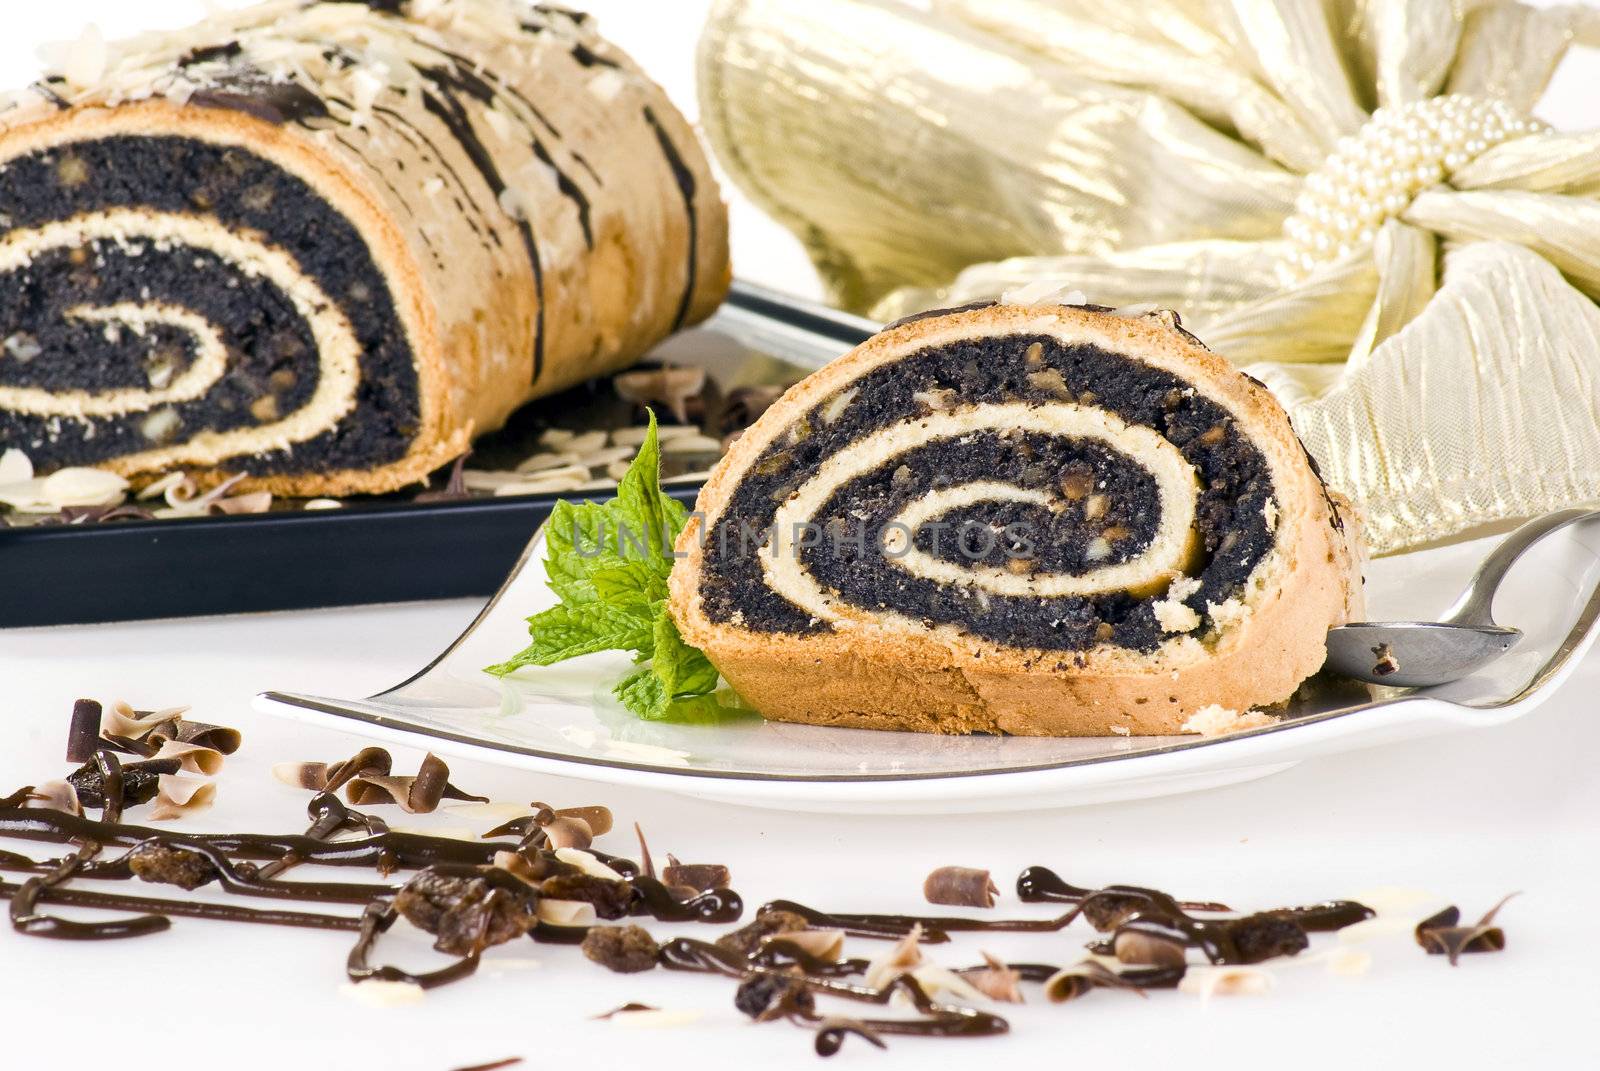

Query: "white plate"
<box><xmin>256</xmin><ymin>514</ymin><xmax>1600</xmax><ymax>813</ymax></box>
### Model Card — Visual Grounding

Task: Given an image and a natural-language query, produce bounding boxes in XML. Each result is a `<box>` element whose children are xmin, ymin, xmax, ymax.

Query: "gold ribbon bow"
<box><xmin>699</xmin><ymin>0</ymin><xmax>1600</xmax><ymax>551</ymax></box>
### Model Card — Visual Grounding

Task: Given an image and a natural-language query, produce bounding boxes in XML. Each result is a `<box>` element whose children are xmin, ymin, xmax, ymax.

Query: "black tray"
<box><xmin>0</xmin><ymin>284</ymin><xmax>874</xmax><ymax>628</ymax></box>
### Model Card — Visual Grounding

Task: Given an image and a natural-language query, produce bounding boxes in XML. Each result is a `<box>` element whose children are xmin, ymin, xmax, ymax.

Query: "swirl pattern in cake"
<box><xmin>0</xmin><ymin>1</ymin><xmax>728</xmax><ymax>494</ymax></box>
<box><xmin>671</xmin><ymin>301</ymin><xmax>1365</xmax><ymax>736</ymax></box>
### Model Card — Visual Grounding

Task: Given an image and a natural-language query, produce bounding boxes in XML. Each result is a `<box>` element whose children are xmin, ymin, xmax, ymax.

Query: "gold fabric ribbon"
<box><xmin>698</xmin><ymin>0</ymin><xmax>1600</xmax><ymax>551</ymax></box>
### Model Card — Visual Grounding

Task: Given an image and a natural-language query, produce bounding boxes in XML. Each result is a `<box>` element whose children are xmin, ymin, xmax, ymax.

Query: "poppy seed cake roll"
<box><xmin>670</xmin><ymin>302</ymin><xmax>1365</xmax><ymax>736</ymax></box>
<box><xmin>0</xmin><ymin>0</ymin><xmax>729</xmax><ymax>495</ymax></box>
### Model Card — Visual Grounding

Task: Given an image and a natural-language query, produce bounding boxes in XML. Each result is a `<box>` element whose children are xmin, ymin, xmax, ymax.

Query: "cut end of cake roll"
<box><xmin>670</xmin><ymin>301</ymin><xmax>1365</xmax><ymax>736</ymax></box>
<box><xmin>0</xmin><ymin>2</ymin><xmax>730</xmax><ymax>496</ymax></box>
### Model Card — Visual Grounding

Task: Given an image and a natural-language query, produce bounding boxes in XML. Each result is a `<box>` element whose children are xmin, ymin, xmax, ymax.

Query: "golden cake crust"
<box><xmin>0</xmin><ymin>2</ymin><xmax>731</xmax><ymax>496</ymax></box>
<box><xmin>670</xmin><ymin>303</ymin><xmax>1365</xmax><ymax>736</ymax></box>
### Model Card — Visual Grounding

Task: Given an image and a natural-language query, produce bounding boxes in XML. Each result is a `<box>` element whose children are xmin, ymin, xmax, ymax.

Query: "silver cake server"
<box><xmin>1325</xmin><ymin>507</ymin><xmax>1600</xmax><ymax>687</ymax></box>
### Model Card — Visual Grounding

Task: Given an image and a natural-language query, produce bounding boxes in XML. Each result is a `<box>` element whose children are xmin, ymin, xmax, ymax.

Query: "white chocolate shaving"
<box><xmin>148</xmin><ymin>775</ymin><xmax>216</xmax><ymax>821</ymax></box>
<box><xmin>150</xmin><ymin>739</ymin><xmax>224</xmax><ymax>776</ymax></box>
<box><xmin>27</xmin><ymin>780</ymin><xmax>81</xmax><ymax>815</ymax></box>
<box><xmin>537</xmin><ymin>899</ymin><xmax>597</xmax><ymax>926</ymax></box>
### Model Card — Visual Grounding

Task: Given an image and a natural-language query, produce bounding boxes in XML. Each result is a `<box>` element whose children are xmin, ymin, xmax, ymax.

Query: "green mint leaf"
<box><xmin>590</xmin><ymin>562</ymin><xmax>669</xmax><ymax>610</ymax></box>
<box><xmin>612</xmin><ymin>411</ymin><xmax>674</xmax><ymax>565</ymax></box>
<box><xmin>486</xmin><ymin>602</ymin><xmax>654</xmax><ymax>676</ymax></box>
<box><xmin>615</xmin><ymin>665</ymin><xmax>670</xmax><ymax>720</ymax></box>
<box><xmin>651</xmin><ymin>613</ymin><xmax>720</xmax><ymax>698</ymax></box>
<box><xmin>491</xmin><ymin>409</ymin><xmax>723</xmax><ymax>720</ymax></box>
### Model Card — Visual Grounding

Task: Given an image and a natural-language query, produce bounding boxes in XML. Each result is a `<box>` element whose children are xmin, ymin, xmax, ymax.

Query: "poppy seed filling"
<box><xmin>0</xmin><ymin>134</ymin><xmax>419</xmax><ymax>472</ymax></box>
<box><xmin>699</xmin><ymin>334</ymin><xmax>1278</xmax><ymax>652</ymax></box>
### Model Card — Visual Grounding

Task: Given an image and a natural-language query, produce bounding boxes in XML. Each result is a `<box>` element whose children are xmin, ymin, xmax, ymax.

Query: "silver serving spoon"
<box><xmin>1326</xmin><ymin>507</ymin><xmax>1600</xmax><ymax>687</ymax></box>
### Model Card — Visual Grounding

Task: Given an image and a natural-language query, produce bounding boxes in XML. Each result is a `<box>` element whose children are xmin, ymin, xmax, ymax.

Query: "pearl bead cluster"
<box><xmin>1280</xmin><ymin>94</ymin><xmax>1541</xmax><ymax>281</ymax></box>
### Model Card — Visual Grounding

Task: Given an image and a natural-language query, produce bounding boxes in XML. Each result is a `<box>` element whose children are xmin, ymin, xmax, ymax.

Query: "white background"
<box><xmin>2</xmin><ymin>3</ymin><xmax>1599</xmax><ymax>1070</ymax></box>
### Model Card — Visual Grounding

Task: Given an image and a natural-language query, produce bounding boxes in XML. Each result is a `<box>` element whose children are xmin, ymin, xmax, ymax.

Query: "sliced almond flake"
<box><xmin>0</xmin><ymin>448</ymin><xmax>32</xmax><ymax>485</ymax></box>
<box><xmin>136</xmin><ymin>471</ymin><xmax>186</xmax><ymax>501</ymax></box>
<box><xmin>1178</xmin><ymin>965</ymin><xmax>1275</xmax><ymax>999</ymax></box>
<box><xmin>149</xmin><ymin>775</ymin><xmax>216</xmax><ymax>822</ymax></box>
<box><xmin>150</xmin><ymin>739</ymin><xmax>224</xmax><ymax>776</ymax></box>
<box><xmin>553</xmin><ymin>848</ymin><xmax>624</xmax><ymax>882</ymax></box>
<box><xmin>339</xmin><ymin>980</ymin><xmax>425</xmax><ymax>1008</ymax></box>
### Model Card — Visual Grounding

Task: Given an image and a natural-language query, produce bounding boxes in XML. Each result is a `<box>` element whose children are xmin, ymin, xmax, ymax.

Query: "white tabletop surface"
<box><xmin>3</xmin><ymin>2</ymin><xmax>1600</xmax><ymax>1069</ymax></box>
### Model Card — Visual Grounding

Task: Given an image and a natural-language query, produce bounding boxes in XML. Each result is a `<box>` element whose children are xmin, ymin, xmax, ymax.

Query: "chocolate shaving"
<box><xmin>541</xmin><ymin>815</ymin><xmax>593</xmax><ymax>851</ymax></box>
<box><xmin>1044</xmin><ymin>959</ymin><xmax>1153</xmax><ymax>1003</ymax></box>
<box><xmin>65</xmin><ymin>700</ymin><xmax>103</xmax><ymax>763</ymax></box>
<box><xmin>970</xmin><ymin>952</ymin><xmax>1024</xmax><ymax>1003</ymax></box>
<box><xmin>924</xmin><ymin>866</ymin><xmax>999</xmax><ymax>909</ymax></box>
<box><xmin>582</xmin><ymin>925</ymin><xmax>660</xmax><ymax>973</ymax></box>
<box><xmin>101</xmin><ymin>702</ymin><xmax>185</xmax><ymax>742</ymax></box>
<box><xmin>156</xmin><ymin>720</ymin><xmax>242</xmax><ymax>755</ymax></box>
<box><xmin>663</xmin><ymin>854</ymin><xmax>730</xmax><ymax>893</ymax></box>
<box><xmin>344</xmin><ymin>753</ymin><xmax>487</xmax><ymax>814</ymax></box>
<box><xmin>613</xmin><ymin>366</ymin><xmax>707</xmax><ymax>424</ymax></box>
<box><xmin>1415</xmin><ymin>893</ymin><xmax>1518</xmax><ymax>965</ymax></box>
<box><xmin>149</xmin><ymin>740</ymin><xmax>225</xmax><ymax>777</ymax></box>
<box><xmin>448</xmin><ymin>1060</ymin><xmax>523</xmax><ymax>1071</ymax></box>
<box><xmin>24</xmin><ymin>781</ymin><xmax>81</xmax><ymax>817</ymax></box>
<box><xmin>416</xmin><ymin>453</ymin><xmax>471</xmax><ymax>503</ymax></box>
<box><xmin>149</xmin><ymin>776</ymin><xmax>216</xmax><ymax>822</ymax></box>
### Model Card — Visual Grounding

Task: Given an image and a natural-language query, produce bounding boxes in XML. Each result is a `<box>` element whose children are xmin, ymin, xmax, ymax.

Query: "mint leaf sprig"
<box><xmin>486</xmin><ymin>412</ymin><xmax>720</xmax><ymax>720</ymax></box>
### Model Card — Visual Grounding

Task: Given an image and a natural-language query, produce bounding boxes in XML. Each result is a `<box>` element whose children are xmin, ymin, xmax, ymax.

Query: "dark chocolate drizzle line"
<box><xmin>416</xmin><ymin>66</ymin><xmax>547</xmax><ymax>382</ymax></box>
<box><xmin>428</xmin><ymin>47</ymin><xmax>596</xmax><ymax>252</ymax></box>
<box><xmin>9</xmin><ymin>754</ymin><xmax>169</xmax><ymax>940</ymax></box>
<box><xmin>0</xmin><ymin>808</ymin><xmax>512</xmax><ymax>869</ymax></box>
<box><xmin>348</xmin><ymin>901</ymin><xmax>485</xmax><ymax>989</ymax></box>
<box><xmin>0</xmin><ymin>879</ymin><xmax>363</xmax><ymax>932</ymax></box>
<box><xmin>642</xmin><ymin>105</ymin><xmax>699</xmax><ymax>330</ymax></box>
<box><xmin>1016</xmin><ymin>866</ymin><xmax>1232</xmax><ymax>914</ymax></box>
<box><xmin>659</xmin><ymin>938</ymin><xmax>1009</xmax><ymax>1053</ymax></box>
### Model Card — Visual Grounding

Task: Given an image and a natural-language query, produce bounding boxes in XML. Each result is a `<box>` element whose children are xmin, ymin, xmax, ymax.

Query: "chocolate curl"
<box><xmin>65</xmin><ymin>700</ymin><xmax>103</xmax><ymax>764</ymax></box>
<box><xmin>156</xmin><ymin>720</ymin><xmax>243</xmax><ymax>756</ymax></box>
<box><xmin>345</xmin><ymin>754</ymin><xmax>487</xmax><ymax>815</ymax></box>
<box><xmin>970</xmin><ymin>952</ymin><xmax>1024</xmax><ymax>1004</ymax></box>
<box><xmin>148</xmin><ymin>776</ymin><xmax>216</xmax><ymax>822</ymax></box>
<box><xmin>1112</xmin><ymin>928</ymin><xmax>1189</xmax><ymax>969</ymax></box>
<box><xmin>149</xmin><ymin>740</ymin><xmax>225</xmax><ymax>777</ymax></box>
<box><xmin>923</xmin><ymin>866</ymin><xmax>999</xmax><ymax>908</ymax></box>
<box><xmin>102</xmin><ymin>702</ymin><xmax>186</xmax><ymax>741</ymax></box>
<box><xmin>1415</xmin><ymin>893</ymin><xmax>1518</xmax><ymax>965</ymax></box>
<box><xmin>1043</xmin><ymin>959</ymin><xmax>1152</xmax><ymax>1003</ymax></box>
<box><xmin>662</xmin><ymin>855</ymin><xmax>731</xmax><ymax>894</ymax></box>
<box><xmin>272</xmin><ymin>761</ymin><xmax>334</xmax><ymax>791</ymax></box>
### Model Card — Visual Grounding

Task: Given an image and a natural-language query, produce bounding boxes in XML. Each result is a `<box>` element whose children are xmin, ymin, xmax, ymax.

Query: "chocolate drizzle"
<box><xmin>642</xmin><ymin>106</ymin><xmax>699</xmax><ymax>331</ymax></box>
<box><xmin>416</xmin><ymin>64</ymin><xmax>547</xmax><ymax>383</ymax></box>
